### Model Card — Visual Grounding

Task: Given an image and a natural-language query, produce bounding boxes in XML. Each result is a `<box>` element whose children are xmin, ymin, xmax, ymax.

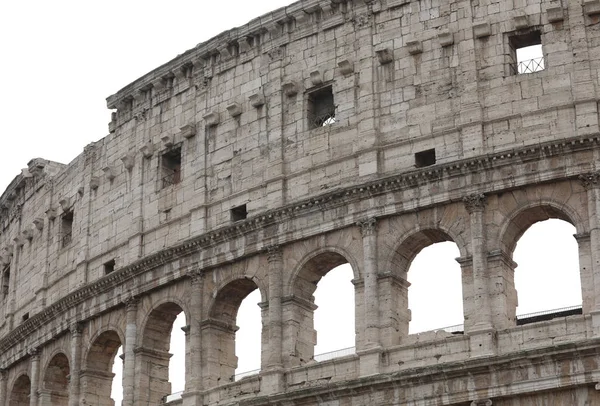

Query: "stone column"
<box><xmin>0</xmin><ymin>369</ymin><xmax>7</xmax><ymax>406</ymax></box>
<box><xmin>357</xmin><ymin>218</ymin><xmax>380</xmax><ymax>348</ymax></box>
<box><xmin>463</xmin><ymin>194</ymin><xmax>493</xmax><ymax>331</ymax></box>
<box><xmin>182</xmin><ymin>270</ymin><xmax>203</xmax><ymax>406</ymax></box>
<box><xmin>29</xmin><ymin>348</ymin><xmax>40</xmax><ymax>406</ymax></box>
<box><xmin>69</xmin><ymin>322</ymin><xmax>83</xmax><ymax>406</ymax></box>
<box><xmin>463</xmin><ymin>194</ymin><xmax>496</xmax><ymax>356</ymax></box>
<box><xmin>580</xmin><ymin>173</ymin><xmax>600</xmax><ymax>331</ymax></box>
<box><xmin>122</xmin><ymin>297</ymin><xmax>138</xmax><ymax>406</ymax></box>
<box><xmin>266</xmin><ymin>246</ymin><xmax>283</xmax><ymax>369</ymax></box>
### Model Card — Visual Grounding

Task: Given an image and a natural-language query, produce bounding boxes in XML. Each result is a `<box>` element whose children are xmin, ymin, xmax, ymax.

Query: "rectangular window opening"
<box><xmin>231</xmin><ymin>204</ymin><xmax>248</xmax><ymax>222</ymax></box>
<box><xmin>104</xmin><ymin>259</ymin><xmax>116</xmax><ymax>275</ymax></box>
<box><xmin>415</xmin><ymin>149</ymin><xmax>436</xmax><ymax>168</ymax></box>
<box><xmin>509</xmin><ymin>31</ymin><xmax>544</xmax><ymax>74</ymax></box>
<box><xmin>61</xmin><ymin>211</ymin><xmax>74</xmax><ymax>248</ymax></box>
<box><xmin>308</xmin><ymin>85</ymin><xmax>336</xmax><ymax>129</ymax></box>
<box><xmin>162</xmin><ymin>146</ymin><xmax>182</xmax><ymax>188</ymax></box>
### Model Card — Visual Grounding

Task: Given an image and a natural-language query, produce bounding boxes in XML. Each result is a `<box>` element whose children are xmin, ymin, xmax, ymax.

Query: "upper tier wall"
<box><xmin>1</xmin><ymin>0</ymin><xmax>598</xmax><ymax>336</ymax></box>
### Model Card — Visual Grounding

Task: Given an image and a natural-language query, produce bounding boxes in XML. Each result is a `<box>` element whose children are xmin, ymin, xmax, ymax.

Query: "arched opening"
<box><xmin>82</xmin><ymin>330</ymin><xmax>121</xmax><ymax>406</ymax></box>
<box><xmin>138</xmin><ymin>302</ymin><xmax>186</xmax><ymax>405</ymax></box>
<box><xmin>234</xmin><ymin>289</ymin><xmax>262</xmax><ymax>379</ymax></box>
<box><xmin>313</xmin><ymin>264</ymin><xmax>355</xmax><ymax>358</ymax></box>
<box><xmin>288</xmin><ymin>251</ymin><xmax>356</xmax><ymax>366</ymax></box>
<box><xmin>206</xmin><ymin>278</ymin><xmax>261</xmax><ymax>386</ymax></box>
<box><xmin>407</xmin><ymin>241</ymin><xmax>462</xmax><ymax>334</ymax></box>
<box><xmin>513</xmin><ymin>219</ymin><xmax>582</xmax><ymax>319</ymax></box>
<box><xmin>9</xmin><ymin>374</ymin><xmax>31</xmax><ymax>406</ymax></box>
<box><xmin>41</xmin><ymin>353</ymin><xmax>70</xmax><ymax>405</ymax></box>
<box><xmin>389</xmin><ymin>229</ymin><xmax>464</xmax><ymax>339</ymax></box>
<box><xmin>110</xmin><ymin>347</ymin><xmax>123</xmax><ymax>405</ymax></box>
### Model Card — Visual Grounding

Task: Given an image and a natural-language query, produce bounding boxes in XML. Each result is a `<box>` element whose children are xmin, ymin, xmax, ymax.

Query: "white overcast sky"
<box><xmin>0</xmin><ymin>1</ymin><xmax>580</xmax><ymax>402</ymax></box>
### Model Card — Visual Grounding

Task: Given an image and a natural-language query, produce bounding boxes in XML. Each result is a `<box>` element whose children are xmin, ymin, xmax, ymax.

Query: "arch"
<box><xmin>498</xmin><ymin>201</ymin><xmax>583</xmax><ymax>256</ymax></box>
<box><xmin>383</xmin><ymin>227</ymin><xmax>465</xmax><ymax>339</ymax></box>
<box><xmin>204</xmin><ymin>277</ymin><xmax>263</xmax><ymax>386</ymax></box>
<box><xmin>9</xmin><ymin>374</ymin><xmax>31</xmax><ymax>406</ymax></box>
<box><xmin>387</xmin><ymin>227</ymin><xmax>465</xmax><ymax>279</ymax></box>
<box><xmin>82</xmin><ymin>329</ymin><xmax>122</xmax><ymax>406</ymax></box>
<box><xmin>41</xmin><ymin>352</ymin><xmax>70</xmax><ymax>405</ymax></box>
<box><xmin>288</xmin><ymin>246</ymin><xmax>361</xmax><ymax>298</ymax></box>
<box><xmin>137</xmin><ymin>301</ymin><xmax>187</xmax><ymax>405</ymax></box>
<box><xmin>286</xmin><ymin>247</ymin><xmax>358</xmax><ymax>365</ymax></box>
<box><xmin>208</xmin><ymin>276</ymin><xmax>266</xmax><ymax>324</ymax></box>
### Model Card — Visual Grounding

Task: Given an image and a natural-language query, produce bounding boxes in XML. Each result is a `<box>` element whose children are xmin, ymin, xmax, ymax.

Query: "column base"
<box><xmin>590</xmin><ymin>309</ymin><xmax>600</xmax><ymax>336</ymax></box>
<box><xmin>468</xmin><ymin>327</ymin><xmax>497</xmax><ymax>358</ymax></box>
<box><xmin>357</xmin><ymin>346</ymin><xmax>383</xmax><ymax>377</ymax></box>
<box><xmin>181</xmin><ymin>390</ymin><xmax>203</xmax><ymax>406</ymax></box>
<box><xmin>261</xmin><ymin>368</ymin><xmax>285</xmax><ymax>395</ymax></box>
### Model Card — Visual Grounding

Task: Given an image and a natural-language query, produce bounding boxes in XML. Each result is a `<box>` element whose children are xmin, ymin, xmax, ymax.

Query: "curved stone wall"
<box><xmin>2</xmin><ymin>0</ymin><xmax>600</xmax><ymax>405</ymax></box>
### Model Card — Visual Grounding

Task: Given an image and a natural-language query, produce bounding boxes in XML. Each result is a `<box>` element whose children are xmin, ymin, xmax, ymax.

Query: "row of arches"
<box><xmin>2</xmin><ymin>194</ymin><xmax>591</xmax><ymax>404</ymax></box>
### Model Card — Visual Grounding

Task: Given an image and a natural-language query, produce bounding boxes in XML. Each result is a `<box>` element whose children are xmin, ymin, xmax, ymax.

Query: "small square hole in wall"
<box><xmin>415</xmin><ymin>149</ymin><xmax>436</xmax><ymax>168</ymax></box>
<box><xmin>22</xmin><ymin>312</ymin><xmax>29</xmax><ymax>322</ymax></box>
<box><xmin>161</xmin><ymin>146</ymin><xmax>182</xmax><ymax>188</ymax></box>
<box><xmin>308</xmin><ymin>85</ymin><xmax>336</xmax><ymax>129</ymax></box>
<box><xmin>509</xmin><ymin>30</ymin><xmax>544</xmax><ymax>74</ymax></box>
<box><xmin>104</xmin><ymin>259</ymin><xmax>116</xmax><ymax>275</ymax></box>
<box><xmin>231</xmin><ymin>205</ymin><xmax>248</xmax><ymax>222</ymax></box>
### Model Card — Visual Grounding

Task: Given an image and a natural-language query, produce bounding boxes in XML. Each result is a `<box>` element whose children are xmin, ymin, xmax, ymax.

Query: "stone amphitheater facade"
<box><xmin>2</xmin><ymin>0</ymin><xmax>600</xmax><ymax>405</ymax></box>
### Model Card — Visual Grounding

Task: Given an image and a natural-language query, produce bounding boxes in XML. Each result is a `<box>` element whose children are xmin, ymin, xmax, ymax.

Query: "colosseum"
<box><xmin>2</xmin><ymin>0</ymin><xmax>600</xmax><ymax>404</ymax></box>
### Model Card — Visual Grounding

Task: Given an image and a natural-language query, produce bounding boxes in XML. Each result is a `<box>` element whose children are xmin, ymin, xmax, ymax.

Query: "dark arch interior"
<box><xmin>86</xmin><ymin>330</ymin><xmax>122</xmax><ymax>372</ymax></box>
<box><xmin>210</xmin><ymin>278</ymin><xmax>259</xmax><ymax>325</ymax></box>
<box><xmin>141</xmin><ymin>302</ymin><xmax>185</xmax><ymax>352</ymax></box>
<box><xmin>10</xmin><ymin>374</ymin><xmax>31</xmax><ymax>406</ymax></box>
<box><xmin>43</xmin><ymin>353</ymin><xmax>70</xmax><ymax>391</ymax></box>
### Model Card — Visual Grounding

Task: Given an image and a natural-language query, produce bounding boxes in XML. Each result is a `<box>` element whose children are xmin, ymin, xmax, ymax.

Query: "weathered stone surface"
<box><xmin>1</xmin><ymin>0</ymin><xmax>600</xmax><ymax>405</ymax></box>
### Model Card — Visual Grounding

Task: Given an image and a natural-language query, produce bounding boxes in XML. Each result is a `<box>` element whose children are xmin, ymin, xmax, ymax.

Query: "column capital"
<box><xmin>579</xmin><ymin>172</ymin><xmax>600</xmax><ymax>189</ymax></box>
<box><xmin>267</xmin><ymin>245</ymin><xmax>283</xmax><ymax>263</ymax></box>
<box><xmin>124</xmin><ymin>295</ymin><xmax>140</xmax><ymax>311</ymax></box>
<box><xmin>463</xmin><ymin>193</ymin><xmax>486</xmax><ymax>213</ymax></box>
<box><xmin>28</xmin><ymin>347</ymin><xmax>40</xmax><ymax>360</ymax></box>
<box><xmin>70</xmin><ymin>322</ymin><xmax>84</xmax><ymax>336</ymax></box>
<box><xmin>357</xmin><ymin>217</ymin><xmax>377</xmax><ymax>237</ymax></box>
<box><xmin>187</xmin><ymin>268</ymin><xmax>204</xmax><ymax>285</ymax></box>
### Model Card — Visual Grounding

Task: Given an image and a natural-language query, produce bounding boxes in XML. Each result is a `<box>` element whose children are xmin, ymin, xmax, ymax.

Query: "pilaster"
<box><xmin>122</xmin><ymin>297</ymin><xmax>139</xmax><ymax>406</ymax></box>
<box><xmin>463</xmin><ymin>194</ymin><xmax>496</xmax><ymax>356</ymax></box>
<box><xmin>183</xmin><ymin>269</ymin><xmax>203</xmax><ymax>406</ymax></box>
<box><xmin>29</xmin><ymin>348</ymin><xmax>40</xmax><ymax>406</ymax></box>
<box><xmin>68</xmin><ymin>322</ymin><xmax>84</xmax><ymax>406</ymax></box>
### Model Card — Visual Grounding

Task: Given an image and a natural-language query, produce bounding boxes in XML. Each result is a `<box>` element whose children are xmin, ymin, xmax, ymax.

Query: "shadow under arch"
<box><xmin>498</xmin><ymin>201</ymin><xmax>584</xmax><ymax>256</ymax></box>
<box><xmin>41</xmin><ymin>352</ymin><xmax>70</xmax><ymax>405</ymax></box>
<box><xmin>137</xmin><ymin>301</ymin><xmax>187</xmax><ymax>405</ymax></box>
<box><xmin>9</xmin><ymin>374</ymin><xmax>31</xmax><ymax>406</ymax></box>
<box><xmin>286</xmin><ymin>247</ymin><xmax>360</xmax><ymax>366</ymax></box>
<box><xmin>82</xmin><ymin>329</ymin><xmax>122</xmax><ymax>406</ymax></box>
<box><xmin>204</xmin><ymin>277</ymin><xmax>263</xmax><ymax>387</ymax></box>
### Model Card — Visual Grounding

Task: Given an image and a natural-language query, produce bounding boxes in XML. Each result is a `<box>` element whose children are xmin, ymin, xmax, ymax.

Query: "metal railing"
<box><xmin>234</xmin><ymin>368</ymin><xmax>260</xmax><ymax>381</ymax></box>
<box><xmin>162</xmin><ymin>171</ymin><xmax>180</xmax><ymax>188</ymax></box>
<box><xmin>516</xmin><ymin>56</ymin><xmax>545</xmax><ymax>74</ymax></box>
<box><xmin>314</xmin><ymin>346</ymin><xmax>356</xmax><ymax>362</ymax></box>
<box><xmin>311</xmin><ymin>111</ymin><xmax>336</xmax><ymax>128</ymax></box>
<box><xmin>517</xmin><ymin>305</ymin><xmax>582</xmax><ymax>325</ymax></box>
